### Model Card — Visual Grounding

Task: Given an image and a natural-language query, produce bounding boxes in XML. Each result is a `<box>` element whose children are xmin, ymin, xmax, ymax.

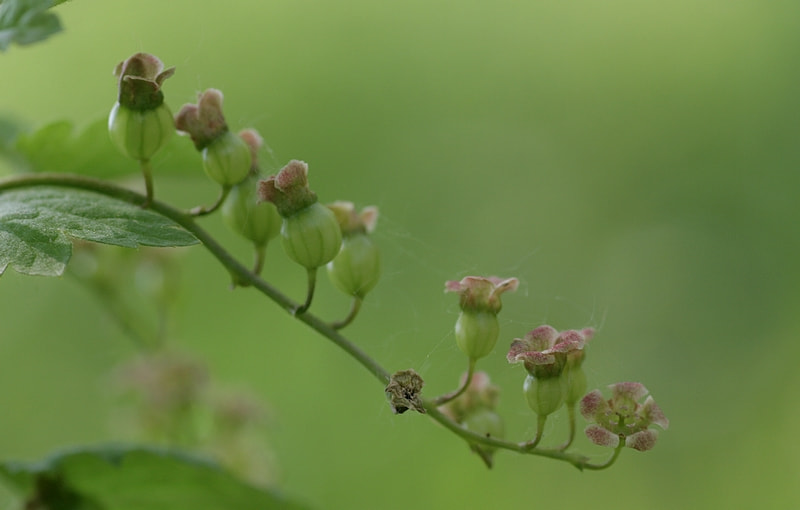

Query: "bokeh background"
<box><xmin>2</xmin><ymin>0</ymin><xmax>799</xmax><ymax>508</ymax></box>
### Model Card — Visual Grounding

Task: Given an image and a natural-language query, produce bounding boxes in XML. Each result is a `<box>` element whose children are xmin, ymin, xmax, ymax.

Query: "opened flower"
<box><xmin>580</xmin><ymin>382</ymin><xmax>669</xmax><ymax>451</ymax></box>
<box><xmin>507</xmin><ymin>325</ymin><xmax>594</xmax><ymax>378</ymax></box>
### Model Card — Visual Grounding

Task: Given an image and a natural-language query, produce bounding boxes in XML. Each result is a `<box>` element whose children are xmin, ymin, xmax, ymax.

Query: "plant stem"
<box><xmin>140</xmin><ymin>159</ymin><xmax>154</xmax><ymax>207</ymax></box>
<box><xmin>253</xmin><ymin>244</ymin><xmax>267</xmax><ymax>276</ymax></box>
<box><xmin>294</xmin><ymin>267</ymin><xmax>317</xmax><ymax>315</ymax></box>
<box><xmin>331</xmin><ymin>296</ymin><xmax>362</xmax><ymax>330</ymax></box>
<box><xmin>582</xmin><ymin>442</ymin><xmax>624</xmax><ymax>471</ymax></box>
<box><xmin>521</xmin><ymin>413</ymin><xmax>547</xmax><ymax>449</ymax></box>
<box><xmin>0</xmin><ymin>174</ymin><xmax>390</xmax><ymax>386</ymax></box>
<box><xmin>0</xmin><ymin>172</ymin><xmax>614</xmax><ymax>471</ymax></box>
<box><xmin>421</xmin><ymin>401</ymin><xmax>592</xmax><ymax>470</ymax></box>
<box><xmin>431</xmin><ymin>357</ymin><xmax>476</xmax><ymax>406</ymax></box>
<box><xmin>556</xmin><ymin>404</ymin><xmax>577</xmax><ymax>451</ymax></box>
<box><xmin>190</xmin><ymin>185</ymin><xmax>230</xmax><ymax>216</ymax></box>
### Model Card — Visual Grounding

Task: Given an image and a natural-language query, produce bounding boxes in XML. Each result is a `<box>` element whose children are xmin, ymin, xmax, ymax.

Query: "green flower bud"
<box><xmin>444</xmin><ymin>276</ymin><xmax>518</xmax><ymax>361</ymax></box>
<box><xmin>222</xmin><ymin>173</ymin><xmax>281</xmax><ymax>246</ymax></box>
<box><xmin>280</xmin><ymin>202</ymin><xmax>342</xmax><ymax>269</ymax></box>
<box><xmin>175</xmin><ymin>89</ymin><xmax>251</xmax><ymax>186</ymax></box>
<box><xmin>202</xmin><ymin>130</ymin><xmax>252</xmax><ymax>186</ymax></box>
<box><xmin>327</xmin><ymin>234</ymin><xmax>380</xmax><ymax>298</ymax></box>
<box><xmin>464</xmin><ymin>408</ymin><xmax>504</xmax><ymax>467</ymax></box>
<box><xmin>463</xmin><ymin>408</ymin><xmax>504</xmax><ymax>440</ymax></box>
<box><xmin>454</xmin><ymin>310</ymin><xmax>499</xmax><ymax>360</ymax></box>
<box><xmin>258</xmin><ymin>160</ymin><xmax>342</xmax><ymax>270</ymax></box>
<box><xmin>108</xmin><ymin>53</ymin><xmax>175</xmax><ymax>161</ymax></box>
<box><xmin>326</xmin><ymin>202</ymin><xmax>381</xmax><ymax>298</ymax></box>
<box><xmin>108</xmin><ymin>102</ymin><xmax>174</xmax><ymax>161</ymax></box>
<box><xmin>563</xmin><ymin>364</ymin><xmax>587</xmax><ymax>406</ymax></box>
<box><xmin>523</xmin><ymin>374</ymin><xmax>565</xmax><ymax>417</ymax></box>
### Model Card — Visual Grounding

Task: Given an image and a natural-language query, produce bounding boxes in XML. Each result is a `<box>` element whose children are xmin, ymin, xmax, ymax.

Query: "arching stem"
<box><xmin>331</xmin><ymin>296</ymin><xmax>363</xmax><ymax>330</ymax></box>
<box><xmin>432</xmin><ymin>358</ymin><xmax>476</xmax><ymax>406</ymax></box>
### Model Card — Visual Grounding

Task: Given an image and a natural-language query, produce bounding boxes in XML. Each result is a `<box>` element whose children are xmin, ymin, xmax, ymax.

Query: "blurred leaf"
<box><xmin>0</xmin><ymin>445</ymin><xmax>311</xmax><ymax>510</ymax></box>
<box><xmin>10</xmin><ymin>118</ymin><xmax>201</xmax><ymax>178</ymax></box>
<box><xmin>0</xmin><ymin>0</ymin><xmax>62</xmax><ymax>51</ymax></box>
<box><xmin>0</xmin><ymin>187</ymin><xmax>198</xmax><ymax>276</ymax></box>
<box><xmin>13</xmin><ymin>119</ymin><xmax>123</xmax><ymax>177</ymax></box>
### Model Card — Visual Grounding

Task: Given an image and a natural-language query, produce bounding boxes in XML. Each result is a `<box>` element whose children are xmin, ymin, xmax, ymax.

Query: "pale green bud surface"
<box><xmin>108</xmin><ymin>102</ymin><xmax>173</xmax><ymax>161</ymax></box>
<box><xmin>523</xmin><ymin>374</ymin><xmax>565</xmax><ymax>417</ymax></box>
<box><xmin>327</xmin><ymin>234</ymin><xmax>381</xmax><ymax>298</ymax></box>
<box><xmin>222</xmin><ymin>175</ymin><xmax>281</xmax><ymax>246</ymax></box>
<box><xmin>202</xmin><ymin>131</ymin><xmax>252</xmax><ymax>186</ymax></box>
<box><xmin>454</xmin><ymin>310</ymin><xmax>499</xmax><ymax>360</ymax></box>
<box><xmin>281</xmin><ymin>203</ymin><xmax>342</xmax><ymax>269</ymax></box>
<box><xmin>563</xmin><ymin>365</ymin><xmax>587</xmax><ymax>406</ymax></box>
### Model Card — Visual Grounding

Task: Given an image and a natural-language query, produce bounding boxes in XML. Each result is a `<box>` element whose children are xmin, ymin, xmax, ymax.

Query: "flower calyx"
<box><xmin>257</xmin><ymin>160</ymin><xmax>318</xmax><ymax>217</ymax></box>
<box><xmin>175</xmin><ymin>89</ymin><xmax>251</xmax><ymax>186</ymax></box>
<box><xmin>445</xmin><ymin>276</ymin><xmax>519</xmax><ymax>314</ymax></box>
<box><xmin>580</xmin><ymin>382</ymin><xmax>669</xmax><ymax>451</ymax></box>
<box><xmin>174</xmin><ymin>88</ymin><xmax>229</xmax><ymax>150</ymax></box>
<box><xmin>507</xmin><ymin>325</ymin><xmax>594</xmax><ymax>379</ymax></box>
<box><xmin>114</xmin><ymin>53</ymin><xmax>174</xmax><ymax>111</ymax></box>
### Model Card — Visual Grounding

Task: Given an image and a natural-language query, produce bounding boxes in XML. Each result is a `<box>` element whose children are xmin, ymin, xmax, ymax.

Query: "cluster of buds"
<box><xmin>220</xmin><ymin>129</ymin><xmax>281</xmax><ymax>268</ymax></box>
<box><xmin>108</xmin><ymin>53</ymin><xmax>381</xmax><ymax>315</ymax></box>
<box><xmin>439</xmin><ymin>372</ymin><xmax>503</xmax><ymax>467</ymax></box>
<box><xmin>438</xmin><ymin>274</ymin><xmax>668</xmax><ymax>461</ymax></box>
<box><xmin>105</xmin><ymin>53</ymin><xmax>667</xmax><ymax>470</ymax></box>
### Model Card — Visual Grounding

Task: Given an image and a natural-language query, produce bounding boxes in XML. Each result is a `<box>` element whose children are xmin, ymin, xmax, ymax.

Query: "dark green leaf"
<box><xmin>0</xmin><ymin>0</ymin><xmax>62</xmax><ymax>51</ymax></box>
<box><xmin>0</xmin><ymin>445</ymin><xmax>311</xmax><ymax>510</ymax></box>
<box><xmin>0</xmin><ymin>187</ymin><xmax>198</xmax><ymax>276</ymax></box>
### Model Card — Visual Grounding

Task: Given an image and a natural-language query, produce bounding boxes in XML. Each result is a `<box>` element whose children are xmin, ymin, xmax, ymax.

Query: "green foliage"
<box><xmin>0</xmin><ymin>0</ymin><xmax>63</xmax><ymax>51</ymax></box>
<box><xmin>8</xmin><ymin>119</ymin><xmax>198</xmax><ymax>178</ymax></box>
<box><xmin>0</xmin><ymin>187</ymin><xmax>197</xmax><ymax>276</ymax></box>
<box><xmin>0</xmin><ymin>446</ymin><xmax>310</xmax><ymax>510</ymax></box>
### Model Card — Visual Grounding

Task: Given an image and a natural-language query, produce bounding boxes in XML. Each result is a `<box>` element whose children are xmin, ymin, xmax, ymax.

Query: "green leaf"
<box><xmin>0</xmin><ymin>187</ymin><xmax>198</xmax><ymax>276</ymax></box>
<box><xmin>0</xmin><ymin>0</ymin><xmax>62</xmax><ymax>51</ymax></box>
<box><xmin>9</xmin><ymin>118</ymin><xmax>202</xmax><ymax>179</ymax></box>
<box><xmin>0</xmin><ymin>445</ymin><xmax>312</xmax><ymax>510</ymax></box>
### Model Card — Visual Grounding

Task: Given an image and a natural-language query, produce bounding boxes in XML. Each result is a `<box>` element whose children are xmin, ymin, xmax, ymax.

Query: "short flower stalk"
<box><xmin>221</xmin><ymin>129</ymin><xmax>281</xmax><ymax>276</ymax></box>
<box><xmin>108</xmin><ymin>53</ymin><xmax>175</xmax><ymax>207</ymax></box>
<box><xmin>326</xmin><ymin>202</ymin><xmax>381</xmax><ymax>329</ymax></box>
<box><xmin>258</xmin><ymin>160</ymin><xmax>342</xmax><ymax>314</ymax></box>
<box><xmin>507</xmin><ymin>325</ymin><xmax>595</xmax><ymax>449</ymax></box>
<box><xmin>433</xmin><ymin>276</ymin><xmax>518</xmax><ymax>406</ymax></box>
<box><xmin>175</xmin><ymin>89</ymin><xmax>252</xmax><ymax>216</ymax></box>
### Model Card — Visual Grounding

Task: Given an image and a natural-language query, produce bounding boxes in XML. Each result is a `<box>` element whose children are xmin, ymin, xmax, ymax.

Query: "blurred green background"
<box><xmin>2</xmin><ymin>0</ymin><xmax>799</xmax><ymax>508</ymax></box>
